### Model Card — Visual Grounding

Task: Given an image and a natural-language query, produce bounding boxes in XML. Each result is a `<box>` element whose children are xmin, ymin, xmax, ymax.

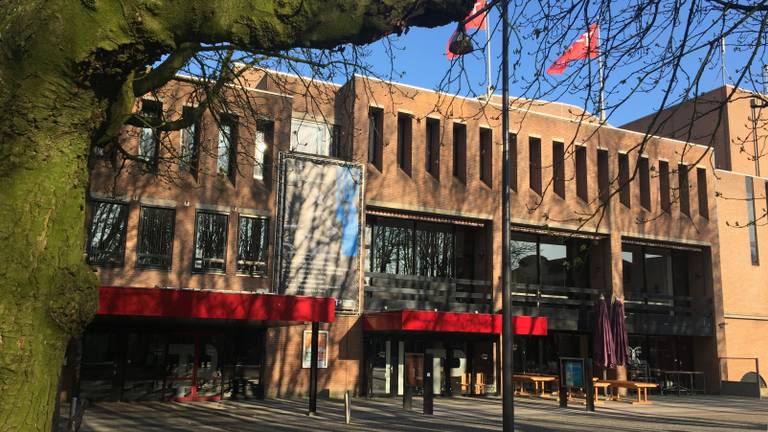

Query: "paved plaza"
<box><xmin>81</xmin><ymin>395</ymin><xmax>768</xmax><ymax>431</ymax></box>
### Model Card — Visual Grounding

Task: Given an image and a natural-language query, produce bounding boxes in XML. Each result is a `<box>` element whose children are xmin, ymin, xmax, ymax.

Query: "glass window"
<box><xmin>138</xmin><ymin>100</ymin><xmax>161</xmax><ymax>164</ymax></box>
<box><xmin>136</xmin><ymin>206</ymin><xmax>175</xmax><ymax>270</ymax></box>
<box><xmin>540</xmin><ymin>237</ymin><xmax>567</xmax><ymax>287</ymax></box>
<box><xmin>254</xmin><ymin>121</ymin><xmax>272</xmax><ymax>181</ymax></box>
<box><xmin>217</xmin><ymin>117</ymin><xmax>237</xmax><ymax>176</ymax></box>
<box><xmin>746</xmin><ymin>176</ymin><xmax>760</xmax><ymax>265</ymax></box>
<box><xmin>290</xmin><ymin>118</ymin><xmax>330</xmax><ymax>156</ymax></box>
<box><xmin>193</xmin><ymin>211</ymin><xmax>228</xmax><ymax>273</ymax></box>
<box><xmin>180</xmin><ymin>107</ymin><xmax>198</xmax><ymax>174</ymax></box>
<box><xmin>87</xmin><ymin>201</ymin><xmax>128</xmax><ymax>266</ymax></box>
<box><xmin>644</xmin><ymin>247</ymin><xmax>673</xmax><ymax>297</ymax></box>
<box><xmin>510</xmin><ymin>233</ymin><xmax>538</xmax><ymax>285</ymax></box>
<box><xmin>370</xmin><ymin>223</ymin><xmax>413</xmax><ymax>275</ymax></box>
<box><xmin>622</xmin><ymin>244</ymin><xmax>643</xmax><ymax>294</ymax></box>
<box><xmin>237</xmin><ymin>216</ymin><xmax>269</xmax><ymax>276</ymax></box>
<box><xmin>415</xmin><ymin>223</ymin><xmax>454</xmax><ymax>278</ymax></box>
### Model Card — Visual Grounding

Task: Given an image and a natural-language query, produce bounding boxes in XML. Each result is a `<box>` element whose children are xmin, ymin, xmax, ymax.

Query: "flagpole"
<box><xmin>597</xmin><ymin>26</ymin><xmax>605</xmax><ymax>122</ymax></box>
<box><xmin>487</xmin><ymin>19</ymin><xmax>493</xmax><ymax>98</ymax></box>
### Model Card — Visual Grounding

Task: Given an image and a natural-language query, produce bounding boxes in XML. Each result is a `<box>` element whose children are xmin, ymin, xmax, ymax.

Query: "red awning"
<box><xmin>362</xmin><ymin>310</ymin><xmax>547</xmax><ymax>336</ymax></box>
<box><xmin>98</xmin><ymin>286</ymin><xmax>335</xmax><ymax>323</ymax></box>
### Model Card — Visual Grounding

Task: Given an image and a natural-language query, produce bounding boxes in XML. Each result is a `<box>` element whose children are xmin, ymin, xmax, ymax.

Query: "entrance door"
<box><xmin>164</xmin><ymin>334</ymin><xmax>223</xmax><ymax>401</ymax></box>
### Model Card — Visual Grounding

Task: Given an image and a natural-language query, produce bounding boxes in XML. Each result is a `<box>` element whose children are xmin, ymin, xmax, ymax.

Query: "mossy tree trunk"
<box><xmin>0</xmin><ymin>1</ymin><xmax>469</xmax><ymax>430</ymax></box>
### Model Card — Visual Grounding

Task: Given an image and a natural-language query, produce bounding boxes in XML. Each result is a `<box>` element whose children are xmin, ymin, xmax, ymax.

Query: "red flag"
<box><xmin>447</xmin><ymin>0</ymin><xmax>487</xmax><ymax>59</ymax></box>
<box><xmin>546</xmin><ymin>23</ymin><xmax>599</xmax><ymax>75</ymax></box>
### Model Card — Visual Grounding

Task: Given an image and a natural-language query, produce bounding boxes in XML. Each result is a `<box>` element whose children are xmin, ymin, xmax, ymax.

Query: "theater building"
<box><xmin>65</xmin><ymin>69</ymin><xmax>732</xmax><ymax>403</ymax></box>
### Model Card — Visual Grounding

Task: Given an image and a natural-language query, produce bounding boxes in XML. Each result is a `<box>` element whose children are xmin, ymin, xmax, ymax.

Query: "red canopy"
<box><xmin>363</xmin><ymin>310</ymin><xmax>547</xmax><ymax>336</ymax></box>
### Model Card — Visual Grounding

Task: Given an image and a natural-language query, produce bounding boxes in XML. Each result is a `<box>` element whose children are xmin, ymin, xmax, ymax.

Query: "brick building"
<box><xmin>65</xmin><ymin>69</ymin><xmax>759</xmax><ymax>403</ymax></box>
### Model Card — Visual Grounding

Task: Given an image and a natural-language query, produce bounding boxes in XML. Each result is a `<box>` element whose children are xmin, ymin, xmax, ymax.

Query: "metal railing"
<box><xmin>363</xmin><ymin>272</ymin><xmax>492</xmax><ymax>313</ymax></box>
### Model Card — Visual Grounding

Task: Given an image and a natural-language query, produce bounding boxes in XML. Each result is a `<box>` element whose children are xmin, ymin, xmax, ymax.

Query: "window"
<box><xmin>639</xmin><ymin>156</ymin><xmax>651</xmax><ymax>210</ymax></box>
<box><xmin>659</xmin><ymin>160</ymin><xmax>671</xmax><ymax>213</ymax></box>
<box><xmin>597</xmin><ymin>149</ymin><xmax>609</xmax><ymax>203</ymax></box>
<box><xmin>575</xmin><ymin>145</ymin><xmax>588</xmax><ymax>201</ymax></box>
<box><xmin>136</xmin><ymin>206</ymin><xmax>175</xmax><ymax>269</ymax></box>
<box><xmin>237</xmin><ymin>216</ymin><xmax>269</xmax><ymax>276</ymax></box>
<box><xmin>137</xmin><ymin>100</ymin><xmax>161</xmax><ymax>166</ymax></box>
<box><xmin>510</xmin><ymin>133</ymin><xmax>518</xmax><ymax>192</ymax></box>
<box><xmin>510</xmin><ymin>232</ymin><xmax>591</xmax><ymax>288</ymax></box>
<box><xmin>697</xmin><ymin>167</ymin><xmax>708</xmax><ymax>219</ymax></box>
<box><xmin>425</xmin><ymin>118</ymin><xmax>440</xmax><ymax>178</ymax></box>
<box><xmin>193</xmin><ymin>211</ymin><xmax>228</xmax><ymax>273</ymax></box>
<box><xmin>529</xmin><ymin>136</ymin><xmax>542</xmax><ymax>195</ymax></box>
<box><xmin>618</xmin><ymin>153</ymin><xmax>631</xmax><ymax>207</ymax></box>
<box><xmin>217</xmin><ymin>115</ymin><xmax>238</xmax><ymax>182</ymax></box>
<box><xmin>621</xmin><ymin>243</ymin><xmax>695</xmax><ymax>301</ymax></box>
<box><xmin>87</xmin><ymin>201</ymin><xmax>128</xmax><ymax>266</ymax></box>
<box><xmin>480</xmin><ymin>128</ymin><xmax>493</xmax><ymax>187</ymax></box>
<box><xmin>415</xmin><ymin>224</ymin><xmax>455</xmax><ymax>278</ymax></box>
<box><xmin>367</xmin><ymin>218</ymin><xmax>456</xmax><ymax>279</ymax></box>
<box><xmin>746</xmin><ymin>177</ymin><xmax>760</xmax><ymax>265</ymax></box>
<box><xmin>254</xmin><ymin>120</ymin><xmax>273</xmax><ymax>181</ymax></box>
<box><xmin>553</xmin><ymin>141</ymin><xmax>565</xmax><ymax>198</ymax></box>
<box><xmin>290</xmin><ymin>118</ymin><xmax>332</xmax><ymax>156</ymax></box>
<box><xmin>397</xmin><ymin>113</ymin><xmax>412</xmax><ymax>174</ymax></box>
<box><xmin>678</xmin><ymin>164</ymin><xmax>690</xmax><ymax>216</ymax></box>
<box><xmin>368</xmin><ymin>107</ymin><xmax>384</xmax><ymax>170</ymax></box>
<box><xmin>180</xmin><ymin>106</ymin><xmax>199</xmax><ymax>175</ymax></box>
<box><xmin>369</xmin><ymin>220</ymin><xmax>414</xmax><ymax>275</ymax></box>
<box><xmin>453</xmin><ymin>123</ymin><xmax>467</xmax><ymax>182</ymax></box>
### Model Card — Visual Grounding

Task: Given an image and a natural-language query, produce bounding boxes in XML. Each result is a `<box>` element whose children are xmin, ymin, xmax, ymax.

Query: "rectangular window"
<box><xmin>639</xmin><ymin>156</ymin><xmax>651</xmax><ymax>210</ymax></box>
<box><xmin>697</xmin><ymin>167</ymin><xmax>709</xmax><ymax>219</ymax></box>
<box><xmin>480</xmin><ymin>128</ymin><xmax>493</xmax><ymax>187</ymax></box>
<box><xmin>678</xmin><ymin>163</ymin><xmax>690</xmax><ymax>216</ymax></box>
<box><xmin>425</xmin><ymin>118</ymin><xmax>440</xmax><ymax>179</ymax></box>
<box><xmin>87</xmin><ymin>201</ymin><xmax>128</xmax><ymax>267</ymax></box>
<box><xmin>510</xmin><ymin>133</ymin><xmax>518</xmax><ymax>192</ymax></box>
<box><xmin>575</xmin><ymin>145</ymin><xmax>588</xmax><ymax>201</ymax></box>
<box><xmin>217</xmin><ymin>115</ymin><xmax>238</xmax><ymax>182</ymax></box>
<box><xmin>254</xmin><ymin>120</ymin><xmax>273</xmax><ymax>181</ymax></box>
<box><xmin>136</xmin><ymin>206</ymin><xmax>175</xmax><ymax>270</ymax></box>
<box><xmin>138</xmin><ymin>100</ymin><xmax>162</xmax><ymax>166</ymax></box>
<box><xmin>193</xmin><ymin>211</ymin><xmax>228</xmax><ymax>273</ymax></box>
<box><xmin>618</xmin><ymin>153</ymin><xmax>631</xmax><ymax>207</ymax></box>
<box><xmin>553</xmin><ymin>141</ymin><xmax>565</xmax><ymax>198</ymax></box>
<box><xmin>179</xmin><ymin>106</ymin><xmax>199</xmax><ymax>175</ymax></box>
<box><xmin>529</xmin><ymin>136</ymin><xmax>542</xmax><ymax>195</ymax></box>
<box><xmin>597</xmin><ymin>149</ymin><xmax>609</xmax><ymax>203</ymax></box>
<box><xmin>746</xmin><ymin>177</ymin><xmax>760</xmax><ymax>265</ymax></box>
<box><xmin>659</xmin><ymin>160</ymin><xmax>671</xmax><ymax>213</ymax></box>
<box><xmin>397</xmin><ymin>113</ymin><xmax>412</xmax><ymax>175</ymax></box>
<box><xmin>369</xmin><ymin>220</ymin><xmax>414</xmax><ymax>275</ymax></box>
<box><xmin>415</xmin><ymin>224</ymin><xmax>455</xmax><ymax>278</ymax></box>
<box><xmin>453</xmin><ymin>123</ymin><xmax>467</xmax><ymax>182</ymax></box>
<box><xmin>237</xmin><ymin>215</ymin><xmax>269</xmax><ymax>276</ymax></box>
<box><xmin>290</xmin><ymin>118</ymin><xmax>331</xmax><ymax>156</ymax></box>
<box><xmin>368</xmin><ymin>107</ymin><xmax>384</xmax><ymax>170</ymax></box>
<box><xmin>510</xmin><ymin>233</ymin><xmax>591</xmax><ymax>288</ymax></box>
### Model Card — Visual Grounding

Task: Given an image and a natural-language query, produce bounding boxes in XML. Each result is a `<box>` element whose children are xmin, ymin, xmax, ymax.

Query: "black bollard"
<box><xmin>423</xmin><ymin>353</ymin><xmax>434</xmax><ymax>415</ymax></box>
<box><xmin>585</xmin><ymin>358</ymin><xmax>595</xmax><ymax>412</ymax></box>
<box><xmin>403</xmin><ymin>385</ymin><xmax>413</xmax><ymax>410</ymax></box>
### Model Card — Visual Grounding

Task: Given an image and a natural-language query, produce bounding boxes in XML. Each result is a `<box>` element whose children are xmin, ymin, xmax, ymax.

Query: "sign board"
<box><xmin>301</xmin><ymin>330</ymin><xmax>329</xmax><ymax>369</ymax></box>
<box><xmin>274</xmin><ymin>153</ymin><xmax>363</xmax><ymax>312</ymax></box>
<box><xmin>560</xmin><ymin>357</ymin><xmax>585</xmax><ymax>388</ymax></box>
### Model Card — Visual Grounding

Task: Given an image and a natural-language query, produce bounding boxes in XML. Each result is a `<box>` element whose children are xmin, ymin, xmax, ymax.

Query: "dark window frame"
<box><xmin>618</xmin><ymin>152</ymin><xmax>631</xmax><ymax>207</ymax></box>
<box><xmin>575</xmin><ymin>145</ymin><xmax>588</xmax><ymax>201</ymax></box>
<box><xmin>529</xmin><ymin>136</ymin><xmax>542</xmax><ymax>195</ymax></box>
<box><xmin>453</xmin><ymin>122</ymin><xmax>467</xmax><ymax>182</ymax></box>
<box><xmin>192</xmin><ymin>210</ymin><xmax>229</xmax><ymax>274</ymax></box>
<box><xmin>479</xmin><ymin>127</ymin><xmax>493</xmax><ymax>187</ymax></box>
<box><xmin>87</xmin><ymin>200</ymin><xmax>129</xmax><ymax>267</ymax></box>
<box><xmin>397</xmin><ymin>113</ymin><xmax>413</xmax><ymax>175</ymax></box>
<box><xmin>254</xmin><ymin>119</ymin><xmax>274</xmax><ymax>182</ymax></box>
<box><xmin>180</xmin><ymin>106</ymin><xmax>200</xmax><ymax>177</ymax></box>
<box><xmin>236</xmin><ymin>214</ymin><xmax>269</xmax><ymax>277</ymax></box>
<box><xmin>552</xmin><ymin>141</ymin><xmax>565</xmax><ymax>198</ymax></box>
<box><xmin>425</xmin><ymin>118</ymin><xmax>441</xmax><ymax>179</ymax></box>
<box><xmin>510</xmin><ymin>232</ymin><xmax>592</xmax><ymax>289</ymax></box>
<box><xmin>597</xmin><ymin>149</ymin><xmax>610</xmax><ymax>203</ymax></box>
<box><xmin>697</xmin><ymin>167</ymin><xmax>709</xmax><ymax>219</ymax></box>
<box><xmin>217</xmin><ymin>114</ymin><xmax>239</xmax><ymax>184</ymax></box>
<box><xmin>659</xmin><ymin>160</ymin><xmax>671</xmax><ymax>213</ymax></box>
<box><xmin>639</xmin><ymin>156</ymin><xmax>651</xmax><ymax>210</ymax></box>
<box><xmin>135</xmin><ymin>205</ymin><xmax>176</xmax><ymax>270</ymax></box>
<box><xmin>137</xmin><ymin>99</ymin><xmax>162</xmax><ymax>169</ymax></box>
<box><xmin>368</xmin><ymin>107</ymin><xmax>384</xmax><ymax>171</ymax></box>
<box><xmin>678</xmin><ymin>163</ymin><xmax>690</xmax><ymax>216</ymax></box>
<box><xmin>510</xmin><ymin>133</ymin><xmax>518</xmax><ymax>192</ymax></box>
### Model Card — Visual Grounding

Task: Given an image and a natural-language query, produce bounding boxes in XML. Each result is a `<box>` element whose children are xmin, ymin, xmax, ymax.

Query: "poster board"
<box><xmin>273</xmin><ymin>153</ymin><xmax>364</xmax><ymax>312</ymax></box>
<box><xmin>302</xmin><ymin>330</ymin><xmax>329</xmax><ymax>369</ymax></box>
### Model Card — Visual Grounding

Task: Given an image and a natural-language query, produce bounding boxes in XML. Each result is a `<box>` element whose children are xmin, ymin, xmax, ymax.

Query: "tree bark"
<box><xmin>0</xmin><ymin>1</ymin><xmax>470</xmax><ymax>430</ymax></box>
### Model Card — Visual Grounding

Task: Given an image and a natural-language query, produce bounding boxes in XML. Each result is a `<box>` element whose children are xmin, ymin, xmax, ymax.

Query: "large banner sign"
<box><xmin>274</xmin><ymin>153</ymin><xmax>363</xmax><ymax>312</ymax></box>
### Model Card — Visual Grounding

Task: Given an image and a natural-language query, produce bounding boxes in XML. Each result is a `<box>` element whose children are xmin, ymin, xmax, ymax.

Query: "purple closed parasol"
<box><xmin>593</xmin><ymin>295</ymin><xmax>615</xmax><ymax>368</ymax></box>
<box><xmin>611</xmin><ymin>298</ymin><xmax>629</xmax><ymax>366</ymax></box>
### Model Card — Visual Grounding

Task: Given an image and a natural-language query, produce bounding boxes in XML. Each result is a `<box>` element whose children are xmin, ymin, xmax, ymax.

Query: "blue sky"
<box><xmin>345</xmin><ymin>5</ymin><xmax>764</xmax><ymax>126</ymax></box>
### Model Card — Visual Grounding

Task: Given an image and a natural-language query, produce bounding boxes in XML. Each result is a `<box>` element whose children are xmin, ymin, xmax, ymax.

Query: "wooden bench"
<box><xmin>460</xmin><ymin>372</ymin><xmax>488</xmax><ymax>395</ymax></box>
<box><xmin>513</xmin><ymin>374</ymin><xmax>557</xmax><ymax>398</ymax></box>
<box><xmin>599</xmin><ymin>380</ymin><xmax>658</xmax><ymax>404</ymax></box>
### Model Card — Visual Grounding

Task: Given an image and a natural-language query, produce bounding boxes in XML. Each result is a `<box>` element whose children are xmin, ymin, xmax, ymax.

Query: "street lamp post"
<box><xmin>499</xmin><ymin>1</ymin><xmax>514</xmax><ymax>431</ymax></box>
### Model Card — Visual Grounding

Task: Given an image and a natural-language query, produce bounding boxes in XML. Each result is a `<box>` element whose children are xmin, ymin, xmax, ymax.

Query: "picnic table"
<box><xmin>599</xmin><ymin>379</ymin><xmax>658</xmax><ymax>404</ymax></box>
<box><xmin>513</xmin><ymin>374</ymin><xmax>557</xmax><ymax>397</ymax></box>
<box><xmin>662</xmin><ymin>370</ymin><xmax>706</xmax><ymax>395</ymax></box>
